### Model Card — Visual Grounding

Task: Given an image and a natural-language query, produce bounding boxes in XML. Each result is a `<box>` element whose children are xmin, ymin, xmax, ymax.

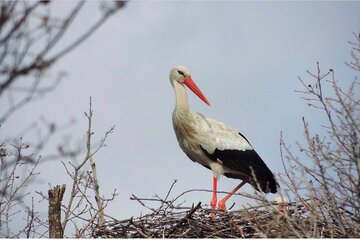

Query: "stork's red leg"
<box><xmin>210</xmin><ymin>176</ymin><xmax>217</xmax><ymax>217</ymax></box>
<box><xmin>218</xmin><ymin>180</ymin><xmax>246</xmax><ymax>210</ymax></box>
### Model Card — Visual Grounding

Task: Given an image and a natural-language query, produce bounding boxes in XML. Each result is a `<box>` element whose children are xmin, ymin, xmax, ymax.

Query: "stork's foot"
<box><xmin>218</xmin><ymin>200</ymin><xmax>227</xmax><ymax>212</ymax></box>
<box><xmin>210</xmin><ymin>198</ymin><xmax>217</xmax><ymax>219</ymax></box>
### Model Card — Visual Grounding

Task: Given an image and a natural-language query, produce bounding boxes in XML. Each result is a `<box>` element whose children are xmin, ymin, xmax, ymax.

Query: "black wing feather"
<box><xmin>200</xmin><ymin>134</ymin><xmax>278</xmax><ymax>193</ymax></box>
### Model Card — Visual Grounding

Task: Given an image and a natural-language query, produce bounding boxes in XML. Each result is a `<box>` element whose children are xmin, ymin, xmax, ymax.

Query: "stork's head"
<box><xmin>169</xmin><ymin>65</ymin><xmax>211</xmax><ymax>106</ymax></box>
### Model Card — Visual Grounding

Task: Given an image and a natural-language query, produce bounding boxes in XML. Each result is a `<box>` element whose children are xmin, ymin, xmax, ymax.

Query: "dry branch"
<box><xmin>59</xmin><ymin>97</ymin><xmax>115</xmax><ymax>237</ymax></box>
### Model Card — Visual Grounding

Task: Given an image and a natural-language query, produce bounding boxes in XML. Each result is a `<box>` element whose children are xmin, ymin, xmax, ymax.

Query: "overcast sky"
<box><xmin>2</xmin><ymin>1</ymin><xmax>360</xmax><ymax>231</ymax></box>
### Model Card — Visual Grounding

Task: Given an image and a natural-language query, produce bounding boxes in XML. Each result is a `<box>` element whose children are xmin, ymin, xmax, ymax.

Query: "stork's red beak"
<box><xmin>183</xmin><ymin>77</ymin><xmax>211</xmax><ymax>106</ymax></box>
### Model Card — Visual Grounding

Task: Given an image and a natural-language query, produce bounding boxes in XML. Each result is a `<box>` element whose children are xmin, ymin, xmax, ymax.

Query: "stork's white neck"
<box><xmin>172</xmin><ymin>80</ymin><xmax>189</xmax><ymax>112</ymax></box>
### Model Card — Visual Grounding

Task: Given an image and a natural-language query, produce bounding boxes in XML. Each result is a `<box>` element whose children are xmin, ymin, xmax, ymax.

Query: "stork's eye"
<box><xmin>177</xmin><ymin>70</ymin><xmax>185</xmax><ymax>76</ymax></box>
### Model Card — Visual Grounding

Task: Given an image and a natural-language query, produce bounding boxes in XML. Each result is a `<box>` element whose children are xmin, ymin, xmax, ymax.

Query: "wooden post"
<box><xmin>48</xmin><ymin>185</ymin><xmax>66</xmax><ymax>238</ymax></box>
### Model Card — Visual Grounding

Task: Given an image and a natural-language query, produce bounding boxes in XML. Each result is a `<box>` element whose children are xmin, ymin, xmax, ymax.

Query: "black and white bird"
<box><xmin>169</xmin><ymin>65</ymin><xmax>278</xmax><ymax>215</ymax></box>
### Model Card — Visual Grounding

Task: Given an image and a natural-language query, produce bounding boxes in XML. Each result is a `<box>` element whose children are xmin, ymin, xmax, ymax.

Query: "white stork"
<box><xmin>170</xmin><ymin>65</ymin><xmax>278</xmax><ymax>215</ymax></box>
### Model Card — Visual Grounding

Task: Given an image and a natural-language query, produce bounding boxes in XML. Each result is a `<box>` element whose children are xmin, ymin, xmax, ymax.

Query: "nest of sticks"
<box><xmin>94</xmin><ymin>202</ymin><xmax>349</xmax><ymax>238</ymax></box>
<box><xmin>92</xmin><ymin>182</ymin><xmax>353</xmax><ymax>238</ymax></box>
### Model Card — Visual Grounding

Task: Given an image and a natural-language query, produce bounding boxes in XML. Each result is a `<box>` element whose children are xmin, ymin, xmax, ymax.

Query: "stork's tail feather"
<box><xmin>243</xmin><ymin>149</ymin><xmax>278</xmax><ymax>193</ymax></box>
